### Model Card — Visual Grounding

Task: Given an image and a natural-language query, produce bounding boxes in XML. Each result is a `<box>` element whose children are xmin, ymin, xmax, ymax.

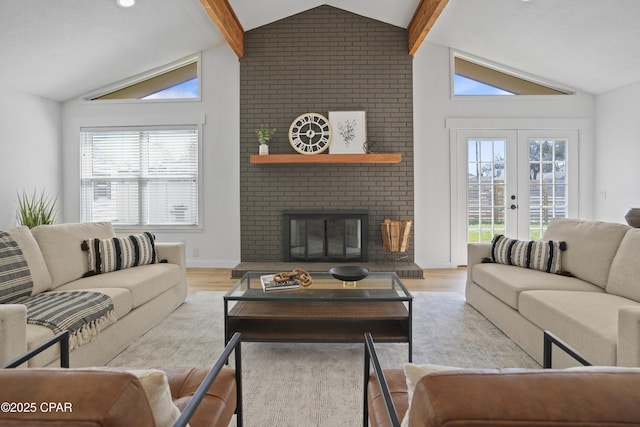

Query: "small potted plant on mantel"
<box><xmin>256</xmin><ymin>124</ymin><xmax>276</xmax><ymax>155</ymax></box>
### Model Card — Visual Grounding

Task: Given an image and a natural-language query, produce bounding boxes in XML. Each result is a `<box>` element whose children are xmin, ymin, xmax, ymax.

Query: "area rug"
<box><xmin>107</xmin><ymin>291</ymin><xmax>539</xmax><ymax>427</ymax></box>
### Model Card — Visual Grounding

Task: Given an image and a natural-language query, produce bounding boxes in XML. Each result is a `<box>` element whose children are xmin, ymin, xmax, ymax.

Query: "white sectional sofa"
<box><xmin>0</xmin><ymin>222</ymin><xmax>186</xmax><ymax>367</ymax></box>
<box><xmin>467</xmin><ymin>218</ymin><xmax>640</xmax><ymax>367</ymax></box>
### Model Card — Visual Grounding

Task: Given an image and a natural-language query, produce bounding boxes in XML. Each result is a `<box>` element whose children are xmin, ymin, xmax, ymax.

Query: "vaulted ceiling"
<box><xmin>1</xmin><ymin>0</ymin><xmax>639</xmax><ymax>102</ymax></box>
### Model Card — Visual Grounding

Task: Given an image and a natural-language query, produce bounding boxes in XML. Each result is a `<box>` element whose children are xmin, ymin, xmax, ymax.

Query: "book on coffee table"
<box><xmin>260</xmin><ymin>274</ymin><xmax>300</xmax><ymax>292</ymax></box>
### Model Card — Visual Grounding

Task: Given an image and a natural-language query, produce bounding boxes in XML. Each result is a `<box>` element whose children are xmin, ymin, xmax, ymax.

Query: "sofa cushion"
<box><xmin>606</xmin><ymin>228</ymin><xmax>640</xmax><ymax>302</ymax></box>
<box><xmin>368</xmin><ymin>369</ymin><xmax>408</xmax><ymax>427</ymax></box>
<box><xmin>82</xmin><ymin>232</ymin><xmax>157</xmax><ymax>275</ymax></box>
<box><xmin>166</xmin><ymin>367</ymin><xmax>238</xmax><ymax>427</ymax></box>
<box><xmin>56</xmin><ymin>263</ymin><xmax>181</xmax><ymax>308</ymax></box>
<box><xmin>490</xmin><ymin>234</ymin><xmax>565</xmax><ymax>273</ymax></box>
<box><xmin>542</xmin><ymin>218</ymin><xmax>630</xmax><ymax>289</ymax></box>
<box><xmin>22</xmin><ymin>291</ymin><xmax>116</xmax><ymax>350</ymax></box>
<box><xmin>25</xmin><ymin>288</ymin><xmax>133</xmax><ymax>367</ymax></box>
<box><xmin>31</xmin><ymin>222</ymin><xmax>115</xmax><ymax>289</ymax></box>
<box><xmin>472</xmin><ymin>263</ymin><xmax>603</xmax><ymax>309</ymax></box>
<box><xmin>25</xmin><ymin>324</ymin><xmax>60</xmax><ymax>367</ymax></box>
<box><xmin>408</xmin><ymin>369</ymin><xmax>640</xmax><ymax>426</ymax></box>
<box><xmin>0</xmin><ymin>369</ymin><xmax>156</xmax><ymax>426</ymax></box>
<box><xmin>519</xmin><ymin>290</ymin><xmax>640</xmax><ymax>365</ymax></box>
<box><xmin>5</xmin><ymin>226</ymin><xmax>52</xmax><ymax>295</ymax></box>
<box><xmin>50</xmin><ymin>287</ymin><xmax>133</xmax><ymax>319</ymax></box>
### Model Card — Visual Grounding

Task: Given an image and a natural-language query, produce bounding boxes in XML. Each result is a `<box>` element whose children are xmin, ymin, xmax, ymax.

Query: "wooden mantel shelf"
<box><xmin>249</xmin><ymin>153</ymin><xmax>402</xmax><ymax>165</ymax></box>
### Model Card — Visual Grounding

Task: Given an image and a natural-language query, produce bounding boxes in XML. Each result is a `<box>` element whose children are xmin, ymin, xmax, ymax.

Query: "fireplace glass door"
<box><xmin>327</xmin><ymin>219</ymin><xmax>362</xmax><ymax>259</ymax></box>
<box><xmin>284</xmin><ymin>211</ymin><xmax>368</xmax><ymax>262</ymax></box>
<box><xmin>290</xmin><ymin>219</ymin><xmax>324</xmax><ymax>260</ymax></box>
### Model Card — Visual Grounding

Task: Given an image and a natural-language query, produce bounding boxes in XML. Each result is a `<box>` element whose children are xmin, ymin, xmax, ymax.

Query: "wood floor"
<box><xmin>186</xmin><ymin>267</ymin><xmax>468</xmax><ymax>295</ymax></box>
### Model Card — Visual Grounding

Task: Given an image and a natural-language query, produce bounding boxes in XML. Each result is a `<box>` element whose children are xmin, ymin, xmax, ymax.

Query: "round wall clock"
<box><xmin>288</xmin><ymin>113</ymin><xmax>332</xmax><ymax>155</ymax></box>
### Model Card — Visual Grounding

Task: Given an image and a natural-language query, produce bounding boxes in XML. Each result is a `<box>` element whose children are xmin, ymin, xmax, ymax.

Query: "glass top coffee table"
<box><xmin>224</xmin><ymin>271</ymin><xmax>414</xmax><ymax>361</ymax></box>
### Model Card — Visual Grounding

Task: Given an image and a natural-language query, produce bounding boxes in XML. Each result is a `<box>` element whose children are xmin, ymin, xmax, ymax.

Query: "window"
<box><xmin>453</xmin><ymin>55</ymin><xmax>573</xmax><ymax>96</ymax></box>
<box><xmin>81</xmin><ymin>126</ymin><xmax>199</xmax><ymax>228</ymax></box>
<box><xmin>454</xmin><ymin>74</ymin><xmax>513</xmax><ymax>96</ymax></box>
<box><xmin>142</xmin><ymin>78</ymin><xmax>198</xmax><ymax>100</ymax></box>
<box><xmin>88</xmin><ymin>58</ymin><xmax>199</xmax><ymax>101</ymax></box>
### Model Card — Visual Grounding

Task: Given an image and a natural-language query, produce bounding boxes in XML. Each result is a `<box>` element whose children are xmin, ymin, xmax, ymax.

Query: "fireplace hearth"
<box><xmin>283</xmin><ymin>210</ymin><xmax>368</xmax><ymax>262</ymax></box>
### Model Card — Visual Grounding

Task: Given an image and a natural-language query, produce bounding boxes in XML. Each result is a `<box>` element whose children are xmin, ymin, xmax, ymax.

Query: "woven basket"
<box><xmin>381</xmin><ymin>218</ymin><xmax>412</xmax><ymax>253</ymax></box>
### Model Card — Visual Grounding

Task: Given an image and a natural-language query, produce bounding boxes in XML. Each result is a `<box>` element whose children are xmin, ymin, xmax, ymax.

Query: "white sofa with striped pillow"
<box><xmin>0</xmin><ymin>222</ymin><xmax>186</xmax><ymax>367</ymax></box>
<box><xmin>467</xmin><ymin>218</ymin><xmax>640</xmax><ymax>367</ymax></box>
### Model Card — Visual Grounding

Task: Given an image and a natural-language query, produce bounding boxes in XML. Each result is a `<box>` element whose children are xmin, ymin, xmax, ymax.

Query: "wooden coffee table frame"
<box><xmin>224</xmin><ymin>272</ymin><xmax>413</xmax><ymax>361</ymax></box>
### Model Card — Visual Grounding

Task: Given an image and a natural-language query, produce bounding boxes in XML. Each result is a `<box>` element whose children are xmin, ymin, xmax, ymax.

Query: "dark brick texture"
<box><xmin>239</xmin><ymin>5</ymin><xmax>414</xmax><ymax>263</ymax></box>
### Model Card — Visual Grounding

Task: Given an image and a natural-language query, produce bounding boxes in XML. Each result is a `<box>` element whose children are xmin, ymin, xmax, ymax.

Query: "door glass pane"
<box><xmin>528</xmin><ymin>138</ymin><xmax>568</xmax><ymax>239</ymax></box>
<box><xmin>467</xmin><ymin>139</ymin><xmax>506</xmax><ymax>242</ymax></box>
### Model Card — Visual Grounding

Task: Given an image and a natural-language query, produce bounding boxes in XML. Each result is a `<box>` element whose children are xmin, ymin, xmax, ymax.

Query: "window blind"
<box><xmin>80</xmin><ymin>126</ymin><xmax>199</xmax><ymax>227</ymax></box>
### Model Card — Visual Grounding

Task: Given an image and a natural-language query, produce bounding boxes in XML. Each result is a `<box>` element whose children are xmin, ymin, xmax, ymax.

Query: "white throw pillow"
<box><xmin>401</xmin><ymin>363</ymin><xmax>459</xmax><ymax>427</ymax></box>
<box><xmin>127</xmin><ymin>369</ymin><xmax>185</xmax><ymax>427</ymax></box>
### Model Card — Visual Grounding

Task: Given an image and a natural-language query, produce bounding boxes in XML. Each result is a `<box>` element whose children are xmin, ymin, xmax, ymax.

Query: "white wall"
<box><xmin>594</xmin><ymin>80</ymin><xmax>640</xmax><ymax>223</ymax></box>
<box><xmin>413</xmin><ymin>42</ymin><xmax>596</xmax><ymax>268</ymax></box>
<box><xmin>58</xmin><ymin>40</ymin><xmax>604</xmax><ymax>270</ymax></box>
<box><xmin>62</xmin><ymin>45</ymin><xmax>240</xmax><ymax>267</ymax></box>
<box><xmin>0</xmin><ymin>87</ymin><xmax>61</xmax><ymax>229</ymax></box>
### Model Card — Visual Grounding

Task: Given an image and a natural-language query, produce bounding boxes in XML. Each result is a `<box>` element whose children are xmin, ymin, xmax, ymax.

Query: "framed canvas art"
<box><xmin>328</xmin><ymin>111</ymin><xmax>367</xmax><ymax>154</ymax></box>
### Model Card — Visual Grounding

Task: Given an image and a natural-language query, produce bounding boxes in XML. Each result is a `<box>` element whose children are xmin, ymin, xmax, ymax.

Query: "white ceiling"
<box><xmin>229</xmin><ymin>0</ymin><xmax>420</xmax><ymax>31</ymax></box>
<box><xmin>427</xmin><ymin>0</ymin><xmax>640</xmax><ymax>95</ymax></box>
<box><xmin>1</xmin><ymin>0</ymin><xmax>639</xmax><ymax>102</ymax></box>
<box><xmin>0</xmin><ymin>0</ymin><xmax>221</xmax><ymax>102</ymax></box>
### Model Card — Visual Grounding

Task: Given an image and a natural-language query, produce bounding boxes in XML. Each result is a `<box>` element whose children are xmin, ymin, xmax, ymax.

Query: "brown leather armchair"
<box><xmin>1</xmin><ymin>331</ymin><xmax>242</xmax><ymax>427</ymax></box>
<box><xmin>364</xmin><ymin>332</ymin><xmax>640</xmax><ymax>427</ymax></box>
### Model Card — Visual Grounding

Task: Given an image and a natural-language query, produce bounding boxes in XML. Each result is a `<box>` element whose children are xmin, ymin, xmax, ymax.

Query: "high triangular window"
<box><xmin>454</xmin><ymin>74</ymin><xmax>513</xmax><ymax>96</ymax></box>
<box><xmin>453</xmin><ymin>55</ymin><xmax>572</xmax><ymax>96</ymax></box>
<box><xmin>89</xmin><ymin>58</ymin><xmax>199</xmax><ymax>101</ymax></box>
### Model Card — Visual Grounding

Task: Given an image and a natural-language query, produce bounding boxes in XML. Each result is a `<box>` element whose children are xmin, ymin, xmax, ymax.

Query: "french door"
<box><xmin>453</xmin><ymin>129</ymin><xmax>578</xmax><ymax>264</ymax></box>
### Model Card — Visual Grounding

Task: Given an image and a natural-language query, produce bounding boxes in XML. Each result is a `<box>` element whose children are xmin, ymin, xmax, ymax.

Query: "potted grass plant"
<box><xmin>256</xmin><ymin>124</ymin><xmax>276</xmax><ymax>155</ymax></box>
<box><xmin>16</xmin><ymin>189</ymin><xmax>58</xmax><ymax>228</ymax></box>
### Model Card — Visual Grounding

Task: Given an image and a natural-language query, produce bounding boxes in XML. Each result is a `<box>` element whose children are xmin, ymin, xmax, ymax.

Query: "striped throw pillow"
<box><xmin>0</xmin><ymin>230</ymin><xmax>33</xmax><ymax>303</ymax></box>
<box><xmin>82</xmin><ymin>232</ymin><xmax>157</xmax><ymax>275</ymax></box>
<box><xmin>491</xmin><ymin>234</ymin><xmax>566</xmax><ymax>274</ymax></box>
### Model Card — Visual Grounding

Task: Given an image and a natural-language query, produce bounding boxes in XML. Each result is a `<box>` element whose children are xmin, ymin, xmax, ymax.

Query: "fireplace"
<box><xmin>283</xmin><ymin>210</ymin><xmax>368</xmax><ymax>262</ymax></box>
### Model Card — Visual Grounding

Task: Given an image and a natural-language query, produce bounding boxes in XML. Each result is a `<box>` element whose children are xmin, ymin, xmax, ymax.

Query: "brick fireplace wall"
<box><xmin>239</xmin><ymin>5</ymin><xmax>414</xmax><ymax>263</ymax></box>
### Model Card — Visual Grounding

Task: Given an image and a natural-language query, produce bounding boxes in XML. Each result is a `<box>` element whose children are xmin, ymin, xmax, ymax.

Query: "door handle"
<box><xmin>510</xmin><ymin>204</ymin><xmax>518</xmax><ymax>210</ymax></box>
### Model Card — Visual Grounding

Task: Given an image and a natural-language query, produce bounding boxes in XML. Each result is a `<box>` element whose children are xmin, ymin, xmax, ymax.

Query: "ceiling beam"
<box><xmin>407</xmin><ymin>0</ymin><xmax>449</xmax><ymax>56</ymax></box>
<box><xmin>199</xmin><ymin>0</ymin><xmax>244</xmax><ymax>59</ymax></box>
